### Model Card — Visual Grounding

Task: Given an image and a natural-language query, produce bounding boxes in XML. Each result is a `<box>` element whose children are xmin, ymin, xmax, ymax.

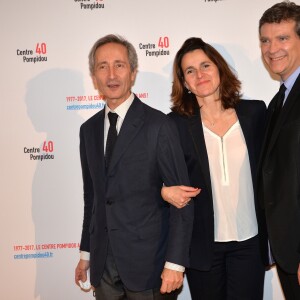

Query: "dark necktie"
<box><xmin>105</xmin><ymin>112</ymin><xmax>118</xmax><ymax>168</ymax></box>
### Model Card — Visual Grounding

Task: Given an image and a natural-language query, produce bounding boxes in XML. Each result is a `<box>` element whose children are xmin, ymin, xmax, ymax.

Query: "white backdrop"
<box><xmin>1</xmin><ymin>0</ymin><xmax>298</xmax><ymax>299</ymax></box>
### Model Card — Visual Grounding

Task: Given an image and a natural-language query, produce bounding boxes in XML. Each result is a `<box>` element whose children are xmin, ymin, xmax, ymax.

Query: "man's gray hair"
<box><xmin>88</xmin><ymin>34</ymin><xmax>138</xmax><ymax>75</ymax></box>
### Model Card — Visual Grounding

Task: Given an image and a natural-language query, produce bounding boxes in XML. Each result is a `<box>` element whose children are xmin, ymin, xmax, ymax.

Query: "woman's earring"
<box><xmin>184</xmin><ymin>83</ymin><xmax>191</xmax><ymax>94</ymax></box>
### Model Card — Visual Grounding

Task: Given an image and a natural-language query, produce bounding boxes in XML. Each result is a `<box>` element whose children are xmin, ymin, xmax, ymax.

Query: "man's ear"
<box><xmin>91</xmin><ymin>75</ymin><xmax>98</xmax><ymax>90</ymax></box>
<box><xmin>131</xmin><ymin>69</ymin><xmax>138</xmax><ymax>86</ymax></box>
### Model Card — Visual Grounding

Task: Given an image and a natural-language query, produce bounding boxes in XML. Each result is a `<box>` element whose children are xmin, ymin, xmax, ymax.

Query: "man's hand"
<box><xmin>75</xmin><ymin>259</ymin><xmax>90</xmax><ymax>287</ymax></box>
<box><xmin>297</xmin><ymin>263</ymin><xmax>300</xmax><ymax>285</ymax></box>
<box><xmin>160</xmin><ymin>268</ymin><xmax>183</xmax><ymax>293</ymax></box>
<box><xmin>161</xmin><ymin>185</ymin><xmax>200</xmax><ymax>209</ymax></box>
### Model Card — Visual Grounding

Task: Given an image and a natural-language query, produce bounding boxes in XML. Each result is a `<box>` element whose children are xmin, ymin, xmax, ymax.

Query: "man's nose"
<box><xmin>108</xmin><ymin>66</ymin><xmax>116</xmax><ymax>78</ymax></box>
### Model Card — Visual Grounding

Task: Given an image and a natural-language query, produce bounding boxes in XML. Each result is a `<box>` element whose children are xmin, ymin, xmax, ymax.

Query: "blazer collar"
<box><xmin>188</xmin><ymin>110</ymin><xmax>213</xmax><ymax>201</ymax></box>
<box><xmin>107</xmin><ymin>96</ymin><xmax>145</xmax><ymax>173</ymax></box>
<box><xmin>235</xmin><ymin>103</ymin><xmax>256</xmax><ymax>179</ymax></box>
<box><xmin>235</xmin><ymin>103</ymin><xmax>253</xmax><ymax>153</ymax></box>
<box><xmin>90</xmin><ymin>109</ymin><xmax>106</xmax><ymax>179</ymax></box>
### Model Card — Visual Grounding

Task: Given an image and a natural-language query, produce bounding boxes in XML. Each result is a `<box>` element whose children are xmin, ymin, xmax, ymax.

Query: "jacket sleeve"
<box><xmin>156</xmin><ymin>116</ymin><xmax>194</xmax><ymax>267</ymax></box>
<box><xmin>79</xmin><ymin>125</ymin><xmax>94</xmax><ymax>253</ymax></box>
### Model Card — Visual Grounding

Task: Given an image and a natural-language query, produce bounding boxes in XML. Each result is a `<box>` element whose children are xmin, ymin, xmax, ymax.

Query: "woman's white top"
<box><xmin>203</xmin><ymin>121</ymin><xmax>258</xmax><ymax>242</ymax></box>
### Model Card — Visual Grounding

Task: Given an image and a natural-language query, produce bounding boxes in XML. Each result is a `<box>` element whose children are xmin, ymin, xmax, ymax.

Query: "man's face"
<box><xmin>260</xmin><ymin>20</ymin><xmax>300</xmax><ymax>81</ymax></box>
<box><xmin>92</xmin><ymin>42</ymin><xmax>137</xmax><ymax>109</ymax></box>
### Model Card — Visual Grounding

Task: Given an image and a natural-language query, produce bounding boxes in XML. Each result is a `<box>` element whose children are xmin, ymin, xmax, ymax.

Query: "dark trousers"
<box><xmin>276</xmin><ymin>264</ymin><xmax>300</xmax><ymax>300</ymax></box>
<box><xmin>186</xmin><ymin>236</ymin><xmax>265</xmax><ymax>300</ymax></box>
<box><xmin>94</xmin><ymin>245</ymin><xmax>178</xmax><ymax>300</ymax></box>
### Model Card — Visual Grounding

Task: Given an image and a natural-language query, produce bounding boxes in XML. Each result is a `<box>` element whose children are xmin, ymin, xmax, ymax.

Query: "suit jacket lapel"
<box><xmin>267</xmin><ymin>74</ymin><xmax>300</xmax><ymax>153</ymax></box>
<box><xmin>92</xmin><ymin>109</ymin><xmax>106</xmax><ymax>180</ymax></box>
<box><xmin>260</xmin><ymin>95</ymin><xmax>276</xmax><ymax>160</ymax></box>
<box><xmin>108</xmin><ymin>97</ymin><xmax>145</xmax><ymax>173</ymax></box>
<box><xmin>188</xmin><ymin>111</ymin><xmax>213</xmax><ymax>201</ymax></box>
<box><xmin>235</xmin><ymin>104</ymin><xmax>256</xmax><ymax>181</ymax></box>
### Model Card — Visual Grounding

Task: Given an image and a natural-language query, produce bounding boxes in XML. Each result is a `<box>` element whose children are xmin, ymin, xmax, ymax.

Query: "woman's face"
<box><xmin>181</xmin><ymin>49</ymin><xmax>220</xmax><ymax>101</ymax></box>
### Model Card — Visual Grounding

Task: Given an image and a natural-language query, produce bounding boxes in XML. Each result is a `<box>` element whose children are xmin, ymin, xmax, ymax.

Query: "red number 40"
<box><xmin>36</xmin><ymin>43</ymin><xmax>47</xmax><ymax>54</ymax></box>
<box><xmin>158</xmin><ymin>37</ymin><xmax>169</xmax><ymax>48</ymax></box>
<box><xmin>43</xmin><ymin>141</ymin><xmax>54</xmax><ymax>152</ymax></box>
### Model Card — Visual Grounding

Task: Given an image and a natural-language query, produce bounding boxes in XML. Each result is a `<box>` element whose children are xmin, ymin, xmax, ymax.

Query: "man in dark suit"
<box><xmin>258</xmin><ymin>2</ymin><xmax>300</xmax><ymax>298</ymax></box>
<box><xmin>74</xmin><ymin>34</ymin><xmax>194</xmax><ymax>299</ymax></box>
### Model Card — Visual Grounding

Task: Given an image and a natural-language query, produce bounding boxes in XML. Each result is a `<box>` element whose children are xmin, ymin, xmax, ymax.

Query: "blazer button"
<box><xmin>104</xmin><ymin>226</ymin><xmax>108</xmax><ymax>232</ymax></box>
<box><xmin>106</xmin><ymin>200</ymin><xmax>113</xmax><ymax>205</ymax></box>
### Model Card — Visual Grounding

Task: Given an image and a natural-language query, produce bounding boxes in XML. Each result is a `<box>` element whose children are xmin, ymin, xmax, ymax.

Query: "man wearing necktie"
<box><xmin>74</xmin><ymin>34</ymin><xmax>194</xmax><ymax>299</ymax></box>
<box><xmin>258</xmin><ymin>2</ymin><xmax>300</xmax><ymax>299</ymax></box>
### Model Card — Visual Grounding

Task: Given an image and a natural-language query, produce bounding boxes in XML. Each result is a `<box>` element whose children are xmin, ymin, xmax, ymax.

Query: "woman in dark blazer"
<box><xmin>162</xmin><ymin>37</ymin><xmax>269</xmax><ymax>299</ymax></box>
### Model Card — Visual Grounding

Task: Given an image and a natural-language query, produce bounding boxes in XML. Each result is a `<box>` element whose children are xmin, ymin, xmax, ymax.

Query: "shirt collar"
<box><xmin>105</xmin><ymin>93</ymin><xmax>135</xmax><ymax>120</ymax></box>
<box><xmin>282</xmin><ymin>66</ymin><xmax>300</xmax><ymax>96</ymax></box>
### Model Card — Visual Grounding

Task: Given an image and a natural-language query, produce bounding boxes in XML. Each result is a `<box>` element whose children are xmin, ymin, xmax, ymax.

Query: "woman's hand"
<box><xmin>161</xmin><ymin>185</ymin><xmax>200</xmax><ymax>208</ymax></box>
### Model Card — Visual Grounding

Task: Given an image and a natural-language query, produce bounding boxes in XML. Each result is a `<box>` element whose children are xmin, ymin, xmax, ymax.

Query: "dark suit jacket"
<box><xmin>79</xmin><ymin>96</ymin><xmax>194</xmax><ymax>291</ymax></box>
<box><xmin>169</xmin><ymin>100</ymin><xmax>269</xmax><ymax>271</ymax></box>
<box><xmin>259</xmin><ymin>74</ymin><xmax>300</xmax><ymax>273</ymax></box>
